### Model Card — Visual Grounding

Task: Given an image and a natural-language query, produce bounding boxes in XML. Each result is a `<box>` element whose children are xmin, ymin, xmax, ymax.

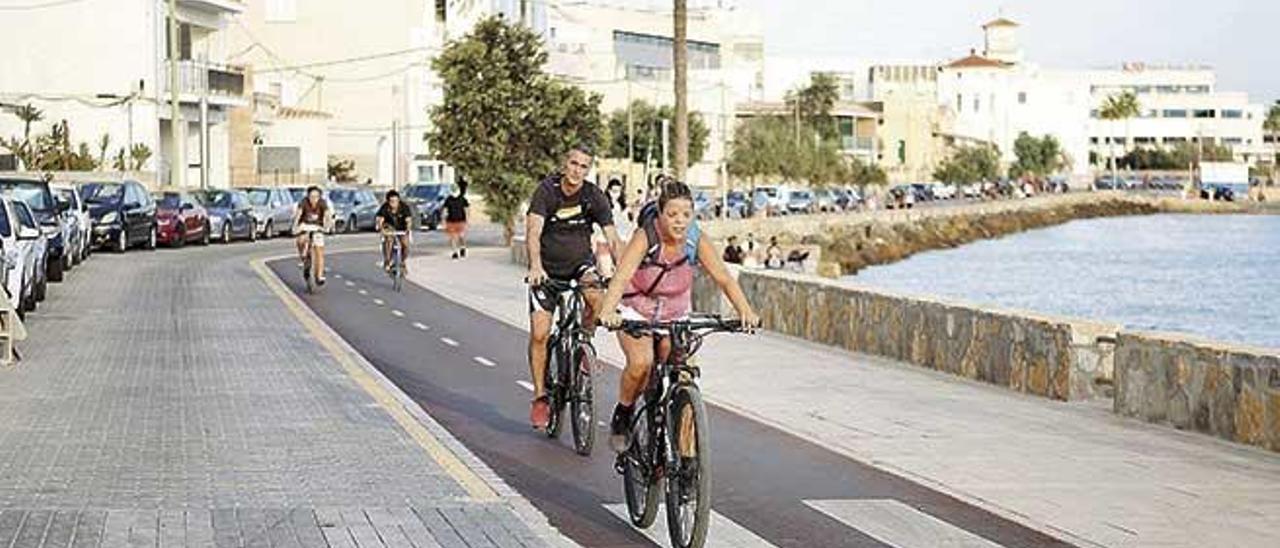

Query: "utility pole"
<box><xmin>626</xmin><ymin>78</ymin><xmax>634</xmax><ymax>165</ymax></box>
<box><xmin>673</xmin><ymin>0</ymin><xmax>689</xmax><ymax>181</ymax></box>
<box><xmin>167</xmin><ymin>0</ymin><xmax>184</xmax><ymax>187</ymax></box>
<box><xmin>661</xmin><ymin>118</ymin><xmax>670</xmax><ymax>174</ymax></box>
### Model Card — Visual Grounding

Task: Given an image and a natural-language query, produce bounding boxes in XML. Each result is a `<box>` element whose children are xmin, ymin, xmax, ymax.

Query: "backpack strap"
<box><xmin>622</xmin><ymin>203</ymin><xmax>697</xmax><ymax>299</ymax></box>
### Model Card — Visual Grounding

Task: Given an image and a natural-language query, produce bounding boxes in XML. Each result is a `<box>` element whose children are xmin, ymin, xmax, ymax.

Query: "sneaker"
<box><xmin>460</xmin><ymin>247</ymin><xmax>467</xmax><ymax>258</ymax></box>
<box><xmin>530</xmin><ymin>396</ymin><xmax>551</xmax><ymax>430</ymax></box>
<box><xmin>450</xmin><ymin>251</ymin><xmax>459</xmax><ymax>260</ymax></box>
<box><xmin>317</xmin><ymin>275</ymin><xmax>327</xmax><ymax>286</ymax></box>
<box><xmin>609</xmin><ymin>404</ymin><xmax>633</xmax><ymax>453</ymax></box>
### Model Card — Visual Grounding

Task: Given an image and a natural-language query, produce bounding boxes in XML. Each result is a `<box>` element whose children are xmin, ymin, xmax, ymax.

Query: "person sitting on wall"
<box><xmin>764</xmin><ymin>237</ymin><xmax>785</xmax><ymax>270</ymax></box>
<box><xmin>786</xmin><ymin>249</ymin><xmax>810</xmax><ymax>272</ymax></box>
<box><xmin>722</xmin><ymin>236</ymin><xmax>745</xmax><ymax>265</ymax></box>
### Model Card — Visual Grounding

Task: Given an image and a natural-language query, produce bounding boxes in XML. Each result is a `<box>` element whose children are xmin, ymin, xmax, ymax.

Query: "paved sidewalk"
<box><xmin>0</xmin><ymin>241</ymin><xmax>568</xmax><ymax>547</ymax></box>
<box><xmin>410</xmin><ymin>248</ymin><xmax>1280</xmax><ymax>548</ymax></box>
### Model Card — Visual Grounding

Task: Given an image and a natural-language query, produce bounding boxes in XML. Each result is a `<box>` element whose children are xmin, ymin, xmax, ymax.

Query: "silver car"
<box><xmin>245</xmin><ymin>187</ymin><xmax>296</xmax><ymax>239</ymax></box>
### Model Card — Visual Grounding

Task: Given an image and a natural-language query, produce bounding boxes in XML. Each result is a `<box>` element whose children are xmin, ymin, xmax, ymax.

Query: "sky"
<box><xmin>730</xmin><ymin>0</ymin><xmax>1279</xmax><ymax>102</ymax></box>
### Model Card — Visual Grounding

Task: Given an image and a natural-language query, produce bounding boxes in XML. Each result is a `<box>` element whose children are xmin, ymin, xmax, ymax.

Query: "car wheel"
<box><xmin>35</xmin><ymin>264</ymin><xmax>47</xmax><ymax>302</ymax></box>
<box><xmin>200</xmin><ymin>223</ymin><xmax>211</xmax><ymax>246</ymax></box>
<box><xmin>145</xmin><ymin>226</ymin><xmax>157</xmax><ymax>250</ymax></box>
<box><xmin>221</xmin><ymin>224</ymin><xmax>230</xmax><ymax>244</ymax></box>
<box><xmin>20</xmin><ymin>281</ymin><xmax>33</xmax><ymax>315</ymax></box>
<box><xmin>48</xmin><ymin>255</ymin><xmax>64</xmax><ymax>283</ymax></box>
<box><xmin>249</xmin><ymin>220</ymin><xmax>258</xmax><ymax>242</ymax></box>
<box><xmin>265</xmin><ymin>220</ymin><xmax>275</xmax><ymax>239</ymax></box>
<box><xmin>115</xmin><ymin>228</ymin><xmax>128</xmax><ymax>253</ymax></box>
<box><xmin>347</xmin><ymin>215</ymin><xmax>357</xmax><ymax>234</ymax></box>
<box><xmin>174</xmin><ymin>224</ymin><xmax>186</xmax><ymax>248</ymax></box>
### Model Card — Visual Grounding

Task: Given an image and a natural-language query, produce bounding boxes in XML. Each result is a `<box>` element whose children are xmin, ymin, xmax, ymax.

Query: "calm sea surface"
<box><xmin>849</xmin><ymin>214</ymin><xmax>1280</xmax><ymax>349</ymax></box>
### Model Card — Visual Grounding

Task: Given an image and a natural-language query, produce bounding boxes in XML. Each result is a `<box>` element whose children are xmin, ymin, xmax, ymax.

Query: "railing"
<box><xmin>841</xmin><ymin>136</ymin><xmax>875</xmax><ymax>152</ymax></box>
<box><xmin>163</xmin><ymin>60</ymin><xmax>246</xmax><ymax>97</ymax></box>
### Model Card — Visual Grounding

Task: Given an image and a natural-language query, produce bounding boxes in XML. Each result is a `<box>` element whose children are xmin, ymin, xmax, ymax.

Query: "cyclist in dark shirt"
<box><xmin>442</xmin><ymin>183</ymin><xmax>470</xmax><ymax>260</ymax></box>
<box><xmin>524</xmin><ymin>145</ymin><xmax>623</xmax><ymax>430</ymax></box>
<box><xmin>375</xmin><ymin>190</ymin><xmax>414</xmax><ymax>274</ymax></box>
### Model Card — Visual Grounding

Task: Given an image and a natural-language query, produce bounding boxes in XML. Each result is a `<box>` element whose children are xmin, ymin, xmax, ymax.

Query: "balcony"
<box><xmin>163</xmin><ymin>61</ymin><xmax>246</xmax><ymax>101</ymax></box>
<box><xmin>841</xmin><ymin>136</ymin><xmax>876</xmax><ymax>153</ymax></box>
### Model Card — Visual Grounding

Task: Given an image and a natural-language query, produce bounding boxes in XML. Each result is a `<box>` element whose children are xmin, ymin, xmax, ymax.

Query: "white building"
<box><xmin>0</xmin><ymin>0</ymin><xmax>247</xmax><ymax>188</ymax></box>
<box><xmin>935</xmin><ymin>19</ymin><xmax>1093</xmax><ymax>177</ymax></box>
<box><xmin>1084</xmin><ymin>66</ymin><xmax>1266</xmax><ymax>167</ymax></box>
<box><xmin>544</xmin><ymin>1</ymin><xmax>764</xmax><ymax>186</ymax></box>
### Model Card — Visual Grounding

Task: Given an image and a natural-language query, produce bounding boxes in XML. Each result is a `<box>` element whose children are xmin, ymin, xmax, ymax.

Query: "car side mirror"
<box><xmin>18</xmin><ymin>227</ymin><xmax>40</xmax><ymax>241</ymax></box>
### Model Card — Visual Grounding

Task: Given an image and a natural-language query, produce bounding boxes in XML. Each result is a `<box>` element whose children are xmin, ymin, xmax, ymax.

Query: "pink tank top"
<box><xmin>622</xmin><ymin>230</ymin><xmax>697</xmax><ymax>322</ymax></box>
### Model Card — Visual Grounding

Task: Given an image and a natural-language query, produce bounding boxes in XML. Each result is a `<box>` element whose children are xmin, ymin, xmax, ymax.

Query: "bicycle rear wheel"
<box><xmin>303</xmin><ymin>254</ymin><xmax>314</xmax><ymax>294</ymax></box>
<box><xmin>570</xmin><ymin>342</ymin><xmax>596</xmax><ymax>456</ymax></box>
<box><xmin>544</xmin><ymin>338</ymin><xmax>568</xmax><ymax>439</ymax></box>
<box><xmin>392</xmin><ymin>245</ymin><xmax>404</xmax><ymax>292</ymax></box>
<box><xmin>622</xmin><ymin>404</ymin><xmax>661</xmax><ymax>528</ymax></box>
<box><xmin>665</xmin><ymin>385</ymin><xmax>711</xmax><ymax>548</ymax></box>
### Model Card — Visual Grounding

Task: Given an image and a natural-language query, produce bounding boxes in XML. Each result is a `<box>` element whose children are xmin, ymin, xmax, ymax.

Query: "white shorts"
<box><xmin>296</xmin><ymin>224</ymin><xmax>325</xmax><ymax>247</ymax></box>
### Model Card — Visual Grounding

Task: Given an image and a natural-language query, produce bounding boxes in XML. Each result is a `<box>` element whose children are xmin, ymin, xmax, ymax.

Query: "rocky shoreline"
<box><xmin>701</xmin><ymin>193</ymin><xmax>1254</xmax><ymax>277</ymax></box>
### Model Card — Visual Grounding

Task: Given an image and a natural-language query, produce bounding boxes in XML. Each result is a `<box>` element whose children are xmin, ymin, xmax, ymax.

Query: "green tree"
<box><xmin>1098</xmin><ymin>91</ymin><xmax>1141</xmax><ymax>185</ymax></box>
<box><xmin>604</xmin><ymin>100</ymin><xmax>709</xmax><ymax>165</ymax></box>
<box><xmin>1265</xmin><ymin>101</ymin><xmax>1280</xmax><ymax>181</ymax></box>
<box><xmin>788</xmin><ymin>73</ymin><xmax>840</xmax><ymax>140</ymax></box>
<box><xmin>327</xmin><ymin>158</ymin><xmax>357</xmax><ymax>182</ymax></box>
<box><xmin>428</xmin><ymin>16</ymin><xmax>604</xmax><ymax>243</ymax></box>
<box><xmin>934</xmin><ymin>145</ymin><xmax>1000</xmax><ymax>185</ymax></box>
<box><xmin>1010</xmin><ymin>132</ymin><xmax>1064</xmax><ymax>178</ymax></box>
<box><xmin>0</xmin><ymin>103</ymin><xmax>45</xmax><ymax>168</ymax></box>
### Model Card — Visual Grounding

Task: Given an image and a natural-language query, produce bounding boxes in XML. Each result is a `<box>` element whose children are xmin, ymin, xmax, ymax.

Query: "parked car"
<box><xmin>52</xmin><ymin>184</ymin><xmax>91</xmax><ymax>265</ymax></box>
<box><xmin>402</xmin><ymin>183</ymin><xmax>452</xmax><ymax>230</ymax></box>
<box><xmin>154</xmin><ymin>190</ymin><xmax>211</xmax><ymax>247</ymax></box>
<box><xmin>785</xmin><ymin>189</ymin><xmax>816</xmax><ymax>214</ymax></box>
<box><xmin>930</xmin><ymin>183</ymin><xmax>957</xmax><ymax>200</ymax></box>
<box><xmin>722</xmin><ymin>190</ymin><xmax>748</xmax><ymax>218</ymax></box>
<box><xmin>199</xmin><ymin>189</ymin><xmax>257</xmax><ymax>243</ymax></box>
<box><xmin>0</xmin><ymin>176</ymin><xmax>69</xmax><ymax>282</ymax></box>
<box><xmin>81</xmin><ymin>180</ymin><xmax>159</xmax><ymax>252</ymax></box>
<box><xmin>245</xmin><ymin>187</ymin><xmax>295</xmax><ymax>238</ymax></box>
<box><xmin>693</xmin><ymin>189</ymin><xmax>715</xmax><ymax>219</ymax></box>
<box><xmin>812</xmin><ymin>189</ymin><xmax>839</xmax><ymax>212</ymax></box>
<box><xmin>0</xmin><ymin>196</ymin><xmax>42</xmax><ymax>316</ymax></box>
<box><xmin>328</xmin><ymin>187</ymin><xmax>380</xmax><ymax>232</ymax></box>
<box><xmin>11</xmin><ymin>200</ymin><xmax>48</xmax><ymax>308</ymax></box>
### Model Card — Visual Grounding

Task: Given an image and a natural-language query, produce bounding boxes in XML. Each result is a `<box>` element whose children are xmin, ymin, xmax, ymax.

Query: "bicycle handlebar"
<box><xmin>526</xmin><ymin>277</ymin><xmax>610</xmax><ymax>291</ymax></box>
<box><xmin>605</xmin><ymin>315</ymin><xmax>749</xmax><ymax>335</ymax></box>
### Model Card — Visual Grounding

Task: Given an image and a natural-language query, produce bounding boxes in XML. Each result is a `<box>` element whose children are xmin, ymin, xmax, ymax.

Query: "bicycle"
<box><xmin>608</xmin><ymin>315</ymin><xmax>748</xmax><ymax>548</ymax></box>
<box><xmin>382</xmin><ymin>230</ymin><xmax>409</xmax><ymax>292</ymax></box>
<box><xmin>537</xmin><ymin>277</ymin><xmax>605</xmax><ymax>456</ymax></box>
<box><xmin>299</xmin><ymin>229</ymin><xmax>322</xmax><ymax>294</ymax></box>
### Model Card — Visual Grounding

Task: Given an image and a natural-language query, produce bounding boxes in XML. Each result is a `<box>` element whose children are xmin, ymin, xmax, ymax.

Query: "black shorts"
<box><xmin>528</xmin><ymin>264</ymin><xmax>598</xmax><ymax>314</ymax></box>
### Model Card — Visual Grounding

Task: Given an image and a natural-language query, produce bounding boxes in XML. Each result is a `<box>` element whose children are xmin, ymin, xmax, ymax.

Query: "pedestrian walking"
<box><xmin>443</xmin><ymin>181</ymin><xmax>470</xmax><ymax>259</ymax></box>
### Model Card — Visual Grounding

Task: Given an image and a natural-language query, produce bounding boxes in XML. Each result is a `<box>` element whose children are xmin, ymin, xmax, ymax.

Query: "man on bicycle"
<box><xmin>526</xmin><ymin>144</ymin><xmax>622</xmax><ymax>431</ymax></box>
<box><xmin>292</xmin><ymin>186</ymin><xmax>335</xmax><ymax>285</ymax></box>
<box><xmin>376</xmin><ymin>189</ymin><xmax>414</xmax><ymax>274</ymax></box>
<box><xmin>596</xmin><ymin>179</ymin><xmax>760</xmax><ymax>452</ymax></box>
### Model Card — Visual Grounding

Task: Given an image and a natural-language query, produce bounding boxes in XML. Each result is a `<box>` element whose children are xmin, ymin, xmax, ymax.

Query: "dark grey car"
<box><xmin>328</xmin><ymin>187</ymin><xmax>380</xmax><ymax>233</ymax></box>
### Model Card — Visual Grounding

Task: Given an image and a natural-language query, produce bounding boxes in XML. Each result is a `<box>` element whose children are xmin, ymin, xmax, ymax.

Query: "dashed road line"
<box><xmin>440</xmin><ymin>337</ymin><xmax>459</xmax><ymax>347</ymax></box>
<box><xmin>358</xmin><ymin>289</ymin><xmax>368</xmax><ymax>296</ymax></box>
<box><xmin>392</xmin><ymin>309</ymin><xmax>406</xmax><ymax>318</ymax></box>
<box><xmin>345</xmin><ymin>281</ymin><xmax>355</xmax><ymax>287</ymax></box>
<box><xmin>412</xmin><ymin>322</ymin><xmax>430</xmax><ymax>331</ymax></box>
<box><xmin>473</xmin><ymin>356</ymin><xmax>496</xmax><ymax>368</ymax></box>
<box><xmin>373</xmin><ymin>298</ymin><xmax>385</xmax><ymax>306</ymax></box>
<box><xmin>517</xmin><ymin>381</ymin><xmax>535</xmax><ymax>392</ymax></box>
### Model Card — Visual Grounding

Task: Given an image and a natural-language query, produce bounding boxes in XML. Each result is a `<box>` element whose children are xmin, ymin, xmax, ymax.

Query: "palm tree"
<box><xmin>1099</xmin><ymin>91</ymin><xmax>1140</xmax><ymax>189</ymax></box>
<box><xmin>1264</xmin><ymin>101</ymin><xmax>1280</xmax><ymax>187</ymax></box>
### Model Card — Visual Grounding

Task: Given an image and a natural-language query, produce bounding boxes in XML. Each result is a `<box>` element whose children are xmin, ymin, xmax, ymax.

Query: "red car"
<box><xmin>153</xmin><ymin>190</ymin><xmax>211</xmax><ymax>247</ymax></box>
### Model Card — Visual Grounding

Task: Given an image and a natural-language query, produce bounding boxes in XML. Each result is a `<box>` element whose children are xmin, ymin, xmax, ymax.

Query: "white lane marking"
<box><xmin>345</xmin><ymin>281</ymin><xmax>355</xmax><ymax>287</ymax></box>
<box><xmin>804</xmin><ymin>500</ymin><xmax>1005</xmax><ymax>548</ymax></box>
<box><xmin>604</xmin><ymin>504</ymin><xmax>776</xmax><ymax>548</ymax></box>
<box><xmin>358</xmin><ymin>289</ymin><xmax>368</xmax><ymax>296</ymax></box>
<box><xmin>440</xmin><ymin>337</ymin><xmax>459</xmax><ymax>347</ymax></box>
<box><xmin>392</xmin><ymin>309</ymin><xmax>405</xmax><ymax>318</ymax></box>
<box><xmin>373</xmin><ymin>298</ymin><xmax>385</xmax><ymax>306</ymax></box>
<box><xmin>333</xmin><ymin>273</ymin><xmax>343</xmax><ymax>279</ymax></box>
<box><xmin>516</xmin><ymin>381</ymin><xmax>534</xmax><ymax>392</ymax></box>
<box><xmin>412</xmin><ymin>322</ymin><xmax>430</xmax><ymax>331</ymax></box>
<box><xmin>473</xmin><ymin>356</ymin><xmax>496</xmax><ymax>368</ymax></box>
<box><xmin>597</xmin><ymin>421</ymin><xmax>607</xmax><ymax>427</ymax></box>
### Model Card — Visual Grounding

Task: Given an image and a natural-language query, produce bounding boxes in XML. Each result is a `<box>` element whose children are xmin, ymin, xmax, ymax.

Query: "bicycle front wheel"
<box><xmin>303</xmin><ymin>256</ymin><xmax>314</xmax><ymax>294</ymax></box>
<box><xmin>622</xmin><ymin>405</ymin><xmax>661</xmax><ymax>528</ymax></box>
<box><xmin>665</xmin><ymin>385</ymin><xmax>711</xmax><ymax>548</ymax></box>
<box><xmin>544</xmin><ymin>338</ymin><xmax>568</xmax><ymax>439</ymax></box>
<box><xmin>392</xmin><ymin>247</ymin><xmax>404</xmax><ymax>292</ymax></box>
<box><xmin>570</xmin><ymin>342</ymin><xmax>596</xmax><ymax>456</ymax></box>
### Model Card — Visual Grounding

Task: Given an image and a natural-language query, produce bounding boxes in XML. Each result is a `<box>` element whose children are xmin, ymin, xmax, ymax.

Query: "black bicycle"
<box><xmin>609</xmin><ymin>315</ymin><xmax>747</xmax><ymax>548</ymax></box>
<box><xmin>300</xmin><ymin>229</ymin><xmax>321</xmax><ymax>294</ymax></box>
<box><xmin>382</xmin><ymin>230</ymin><xmax>409</xmax><ymax>292</ymax></box>
<box><xmin>539</xmin><ymin>277</ymin><xmax>604</xmax><ymax>456</ymax></box>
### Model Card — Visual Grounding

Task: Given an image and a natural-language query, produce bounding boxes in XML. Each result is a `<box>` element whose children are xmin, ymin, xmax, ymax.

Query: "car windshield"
<box><xmin>0</xmin><ymin>181</ymin><xmax>53</xmax><ymax>212</ymax></box>
<box><xmin>55</xmin><ymin>188</ymin><xmax>78</xmax><ymax>205</ymax></box>
<box><xmin>288</xmin><ymin>188</ymin><xmax>307</xmax><ymax>202</ymax></box>
<box><xmin>328</xmin><ymin>190</ymin><xmax>355</xmax><ymax>203</ymax></box>
<box><xmin>0</xmin><ymin>203</ymin><xmax>10</xmax><ymax>238</ymax></box>
<box><xmin>83</xmin><ymin>183</ymin><xmax>124</xmax><ymax>205</ymax></box>
<box><xmin>246</xmin><ymin>189</ymin><xmax>273</xmax><ymax>206</ymax></box>
<box><xmin>790</xmin><ymin>192</ymin><xmax>812</xmax><ymax>201</ymax></box>
<box><xmin>405</xmin><ymin>185</ymin><xmax>446</xmax><ymax>200</ymax></box>
<box><xmin>206</xmin><ymin>191</ymin><xmax>235</xmax><ymax>208</ymax></box>
<box><xmin>157</xmin><ymin>193</ymin><xmax>182</xmax><ymax>209</ymax></box>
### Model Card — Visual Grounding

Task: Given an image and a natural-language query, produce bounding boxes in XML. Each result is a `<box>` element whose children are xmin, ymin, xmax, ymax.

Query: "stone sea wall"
<box><xmin>1115</xmin><ymin>332</ymin><xmax>1280</xmax><ymax>452</ymax></box>
<box><xmin>694</xmin><ymin>269</ymin><xmax>1118</xmax><ymax>401</ymax></box>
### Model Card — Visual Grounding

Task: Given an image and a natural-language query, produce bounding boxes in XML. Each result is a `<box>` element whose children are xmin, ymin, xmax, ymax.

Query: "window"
<box><xmin>0</xmin><ymin>200</ymin><xmax>10</xmax><ymax>237</ymax></box>
<box><xmin>1221</xmin><ymin>109</ymin><xmax>1243</xmax><ymax>119</ymax></box>
<box><xmin>1164</xmin><ymin>137</ymin><xmax>1187</xmax><ymax>144</ymax></box>
<box><xmin>1265</xmin><ymin>135</ymin><xmax>1277</xmax><ymax>144</ymax></box>
<box><xmin>1156</xmin><ymin>85</ymin><xmax>1179</xmax><ymax>94</ymax></box>
<box><xmin>1018</xmin><ymin>91</ymin><xmax>1027</xmax><ymax>104</ymax></box>
<box><xmin>973</xmin><ymin>96</ymin><xmax>980</xmax><ymax>113</ymax></box>
<box><xmin>1109</xmin><ymin>137</ymin><xmax>1126</xmax><ymax>145</ymax></box>
<box><xmin>1193</xmin><ymin>109</ymin><xmax>1216</xmax><ymax>119</ymax></box>
<box><xmin>14</xmin><ymin>202</ymin><xmax>35</xmax><ymax>230</ymax></box>
<box><xmin>1134</xmin><ymin>137</ymin><xmax>1155</xmax><ymax>144</ymax></box>
<box><xmin>1142</xmin><ymin>109</ymin><xmax>1158</xmax><ymax>118</ymax></box>
<box><xmin>1162</xmin><ymin>109</ymin><xmax>1188</xmax><ymax>118</ymax></box>
<box><xmin>266</xmin><ymin>0</ymin><xmax>298</xmax><ymax>22</ymax></box>
<box><xmin>1186</xmin><ymin>85</ymin><xmax>1210</xmax><ymax>94</ymax></box>
<box><xmin>1089</xmin><ymin>137</ymin><xmax>1099</xmax><ymax>144</ymax></box>
<box><xmin>435</xmin><ymin>0</ymin><xmax>447</xmax><ymax>23</ymax></box>
<box><xmin>956</xmin><ymin>94</ymin><xmax>962</xmax><ymax>112</ymax></box>
<box><xmin>1090</xmin><ymin>109</ymin><xmax>1099</xmax><ymax>119</ymax></box>
<box><xmin>1223</xmin><ymin>137</ymin><xmax>1244</xmax><ymax>145</ymax></box>
<box><xmin>1134</xmin><ymin>86</ymin><xmax>1152</xmax><ymax>94</ymax></box>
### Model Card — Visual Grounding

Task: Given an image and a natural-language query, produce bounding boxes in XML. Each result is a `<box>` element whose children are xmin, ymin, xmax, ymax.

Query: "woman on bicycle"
<box><xmin>292</xmin><ymin>186</ymin><xmax>335</xmax><ymax>285</ymax></box>
<box><xmin>597</xmin><ymin>179</ymin><xmax>760</xmax><ymax>452</ymax></box>
<box><xmin>376</xmin><ymin>190</ymin><xmax>414</xmax><ymax>274</ymax></box>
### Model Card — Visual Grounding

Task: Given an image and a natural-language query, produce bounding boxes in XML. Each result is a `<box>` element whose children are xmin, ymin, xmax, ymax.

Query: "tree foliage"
<box><xmin>729</xmin><ymin>74</ymin><xmax>858</xmax><ymax>186</ymax></box>
<box><xmin>604</xmin><ymin>100</ymin><xmax>708</xmax><ymax>165</ymax></box>
<box><xmin>933</xmin><ymin>145</ymin><xmax>1001</xmax><ymax>184</ymax></box>
<box><xmin>788</xmin><ymin>72</ymin><xmax>840</xmax><ymax>140</ymax></box>
<box><xmin>428</xmin><ymin>16</ymin><xmax>604</xmax><ymax>241</ymax></box>
<box><xmin>1009</xmin><ymin>132</ymin><xmax>1064</xmax><ymax>178</ymax></box>
<box><xmin>327</xmin><ymin>158</ymin><xmax>357</xmax><ymax>182</ymax></box>
<box><xmin>1264</xmin><ymin>100</ymin><xmax>1280</xmax><ymax>134</ymax></box>
<box><xmin>1118</xmin><ymin>142</ymin><xmax>1233</xmax><ymax>170</ymax></box>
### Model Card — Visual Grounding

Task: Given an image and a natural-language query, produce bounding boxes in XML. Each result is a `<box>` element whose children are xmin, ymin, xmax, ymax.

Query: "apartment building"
<box><xmin>0</xmin><ymin>0</ymin><xmax>247</xmax><ymax>188</ymax></box>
